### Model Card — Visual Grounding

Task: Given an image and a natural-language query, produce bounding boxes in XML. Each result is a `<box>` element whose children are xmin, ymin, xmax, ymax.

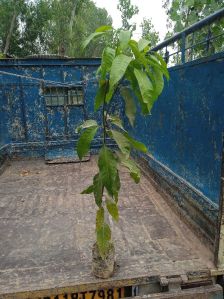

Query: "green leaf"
<box><xmin>96</xmin><ymin>207</ymin><xmax>104</xmax><ymax>230</ymax></box>
<box><xmin>128</xmin><ymin>40</ymin><xmax>141</xmax><ymax>58</ymax></box>
<box><xmin>95</xmin><ymin>25</ymin><xmax>113</xmax><ymax>33</ymax></box>
<box><xmin>124</xmin><ymin>132</ymin><xmax>148</xmax><ymax>153</ymax></box>
<box><xmin>110</xmin><ymin>54</ymin><xmax>132</xmax><ymax>86</ymax></box>
<box><xmin>153</xmin><ymin>67</ymin><xmax>164</xmax><ymax>96</ymax></box>
<box><xmin>119</xmin><ymin>30</ymin><xmax>131</xmax><ymax>51</ymax></box>
<box><xmin>138</xmin><ymin>38</ymin><xmax>150</xmax><ymax>52</ymax></box>
<box><xmin>148</xmin><ymin>53</ymin><xmax>169</xmax><ymax>80</ymax></box>
<box><xmin>82</xmin><ymin>32</ymin><xmax>105</xmax><ymax>49</ymax></box>
<box><xmin>81</xmin><ymin>185</ymin><xmax>94</xmax><ymax>194</ymax></box>
<box><xmin>76</xmin><ymin>119</ymin><xmax>98</xmax><ymax>133</ymax></box>
<box><xmin>152</xmin><ymin>52</ymin><xmax>168</xmax><ymax>72</ymax></box>
<box><xmin>77</xmin><ymin>126</ymin><xmax>98</xmax><ymax>160</ymax></box>
<box><xmin>134</xmin><ymin>68</ymin><xmax>153</xmax><ymax>104</ymax></box>
<box><xmin>94</xmin><ymin>80</ymin><xmax>108</xmax><ymax>111</ymax></box>
<box><xmin>125</xmin><ymin>67</ymin><xmax>150</xmax><ymax>115</ymax></box>
<box><xmin>130</xmin><ymin>172</ymin><xmax>140</xmax><ymax>184</ymax></box>
<box><xmin>108</xmin><ymin>115</ymin><xmax>125</xmax><ymax>130</ymax></box>
<box><xmin>98</xmin><ymin>146</ymin><xmax>118</xmax><ymax>196</ymax></box>
<box><xmin>97</xmin><ymin>223</ymin><xmax>111</xmax><ymax>258</ymax></box>
<box><xmin>96</xmin><ymin>65</ymin><xmax>101</xmax><ymax>76</ymax></box>
<box><xmin>106</xmin><ymin>199</ymin><xmax>119</xmax><ymax>221</ymax></box>
<box><xmin>106</xmin><ymin>54</ymin><xmax>132</xmax><ymax>103</ymax></box>
<box><xmin>120</xmin><ymin>157</ymin><xmax>140</xmax><ymax>183</ymax></box>
<box><xmin>93</xmin><ymin>173</ymin><xmax>103</xmax><ymax>207</ymax></box>
<box><xmin>110</xmin><ymin>130</ymin><xmax>130</xmax><ymax>157</ymax></box>
<box><xmin>113</xmin><ymin>171</ymin><xmax>120</xmax><ymax>203</ymax></box>
<box><xmin>120</xmin><ymin>86</ymin><xmax>136</xmax><ymax>127</ymax></box>
<box><xmin>157</xmin><ymin>57</ymin><xmax>169</xmax><ymax>81</ymax></box>
<box><xmin>101</xmin><ymin>47</ymin><xmax>116</xmax><ymax>80</ymax></box>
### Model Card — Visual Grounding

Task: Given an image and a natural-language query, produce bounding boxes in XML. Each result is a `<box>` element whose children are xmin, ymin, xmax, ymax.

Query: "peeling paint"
<box><xmin>0</xmin><ymin>55</ymin><xmax>224</xmax><ymax>210</ymax></box>
<box><xmin>125</xmin><ymin>54</ymin><xmax>224</xmax><ymax>205</ymax></box>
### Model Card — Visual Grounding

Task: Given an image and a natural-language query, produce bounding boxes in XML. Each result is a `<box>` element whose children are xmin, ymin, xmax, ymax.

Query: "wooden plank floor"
<box><xmin>0</xmin><ymin>157</ymin><xmax>215</xmax><ymax>297</ymax></box>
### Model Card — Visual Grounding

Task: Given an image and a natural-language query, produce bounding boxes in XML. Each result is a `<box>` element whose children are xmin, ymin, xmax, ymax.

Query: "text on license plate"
<box><xmin>43</xmin><ymin>288</ymin><xmax>125</xmax><ymax>299</ymax></box>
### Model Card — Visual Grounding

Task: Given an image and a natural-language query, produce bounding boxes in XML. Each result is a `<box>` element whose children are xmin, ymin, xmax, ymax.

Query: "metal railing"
<box><xmin>152</xmin><ymin>8</ymin><xmax>224</xmax><ymax>66</ymax></box>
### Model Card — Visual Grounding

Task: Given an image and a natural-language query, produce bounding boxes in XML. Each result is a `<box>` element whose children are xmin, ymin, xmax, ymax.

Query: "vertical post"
<box><xmin>165</xmin><ymin>47</ymin><xmax>169</xmax><ymax>64</ymax></box>
<box><xmin>215</xmin><ymin>133</ymin><xmax>224</xmax><ymax>268</ymax></box>
<box><xmin>181</xmin><ymin>32</ymin><xmax>186</xmax><ymax>64</ymax></box>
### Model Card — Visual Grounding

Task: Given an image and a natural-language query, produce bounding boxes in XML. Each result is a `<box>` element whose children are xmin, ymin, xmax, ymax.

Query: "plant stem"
<box><xmin>102</xmin><ymin>98</ymin><xmax>106</xmax><ymax>146</ymax></box>
<box><xmin>102</xmin><ymin>80</ymin><xmax>109</xmax><ymax>146</ymax></box>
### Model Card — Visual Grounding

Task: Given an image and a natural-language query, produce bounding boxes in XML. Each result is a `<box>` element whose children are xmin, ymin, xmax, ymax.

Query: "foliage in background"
<box><xmin>0</xmin><ymin>0</ymin><xmax>161</xmax><ymax>58</ymax></box>
<box><xmin>117</xmin><ymin>0</ymin><xmax>139</xmax><ymax>32</ymax></box>
<box><xmin>76</xmin><ymin>26</ymin><xmax>169</xmax><ymax>258</ymax></box>
<box><xmin>45</xmin><ymin>0</ymin><xmax>112</xmax><ymax>57</ymax></box>
<box><xmin>0</xmin><ymin>0</ymin><xmax>112</xmax><ymax>57</ymax></box>
<box><xmin>163</xmin><ymin>0</ymin><xmax>224</xmax><ymax>60</ymax></box>
<box><xmin>117</xmin><ymin>1</ymin><xmax>159</xmax><ymax>50</ymax></box>
<box><xmin>0</xmin><ymin>0</ymin><xmax>56</xmax><ymax>57</ymax></box>
<box><xmin>140</xmin><ymin>18</ymin><xmax>159</xmax><ymax>48</ymax></box>
<box><xmin>163</xmin><ymin>0</ymin><xmax>224</xmax><ymax>32</ymax></box>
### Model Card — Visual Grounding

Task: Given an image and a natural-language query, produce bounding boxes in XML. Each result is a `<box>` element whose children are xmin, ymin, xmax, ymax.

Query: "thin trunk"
<box><xmin>68</xmin><ymin>0</ymin><xmax>78</xmax><ymax>56</ymax></box>
<box><xmin>69</xmin><ymin>1</ymin><xmax>78</xmax><ymax>35</ymax></box>
<box><xmin>3</xmin><ymin>9</ymin><xmax>17</xmax><ymax>55</ymax></box>
<box><xmin>102</xmin><ymin>93</ymin><xmax>106</xmax><ymax>145</ymax></box>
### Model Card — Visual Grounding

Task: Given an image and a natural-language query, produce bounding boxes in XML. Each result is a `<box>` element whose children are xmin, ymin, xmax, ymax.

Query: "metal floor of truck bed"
<box><xmin>0</xmin><ymin>157</ymin><xmax>215</xmax><ymax>297</ymax></box>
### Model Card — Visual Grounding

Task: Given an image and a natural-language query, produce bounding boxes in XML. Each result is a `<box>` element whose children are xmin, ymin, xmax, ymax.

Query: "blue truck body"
<box><xmin>1</xmin><ymin>53</ymin><xmax>223</xmax><ymax>214</ymax></box>
<box><xmin>0</xmin><ymin>11</ymin><xmax>224</xmax><ymax>297</ymax></box>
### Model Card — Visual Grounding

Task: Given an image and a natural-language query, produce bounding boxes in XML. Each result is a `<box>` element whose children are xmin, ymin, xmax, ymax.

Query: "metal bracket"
<box><xmin>160</xmin><ymin>275</ymin><xmax>188</xmax><ymax>292</ymax></box>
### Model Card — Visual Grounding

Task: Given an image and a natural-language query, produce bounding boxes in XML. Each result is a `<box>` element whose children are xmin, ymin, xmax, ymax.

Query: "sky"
<box><xmin>94</xmin><ymin>0</ymin><xmax>168</xmax><ymax>42</ymax></box>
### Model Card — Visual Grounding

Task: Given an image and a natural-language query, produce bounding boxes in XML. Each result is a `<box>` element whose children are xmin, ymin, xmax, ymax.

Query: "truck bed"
<box><xmin>0</xmin><ymin>157</ymin><xmax>215</xmax><ymax>297</ymax></box>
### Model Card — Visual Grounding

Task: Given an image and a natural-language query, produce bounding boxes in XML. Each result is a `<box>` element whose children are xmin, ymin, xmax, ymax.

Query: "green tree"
<box><xmin>117</xmin><ymin>0</ymin><xmax>139</xmax><ymax>31</ymax></box>
<box><xmin>47</xmin><ymin>0</ymin><xmax>112</xmax><ymax>57</ymax></box>
<box><xmin>45</xmin><ymin>0</ymin><xmax>87</xmax><ymax>56</ymax></box>
<box><xmin>19</xmin><ymin>0</ymin><xmax>53</xmax><ymax>56</ymax></box>
<box><xmin>140</xmin><ymin>18</ymin><xmax>159</xmax><ymax>48</ymax></box>
<box><xmin>81</xmin><ymin>4</ymin><xmax>113</xmax><ymax>57</ymax></box>
<box><xmin>0</xmin><ymin>0</ymin><xmax>54</xmax><ymax>57</ymax></box>
<box><xmin>77</xmin><ymin>26</ymin><xmax>169</xmax><ymax>277</ymax></box>
<box><xmin>0</xmin><ymin>0</ymin><xmax>112</xmax><ymax>58</ymax></box>
<box><xmin>0</xmin><ymin>0</ymin><xmax>26</xmax><ymax>56</ymax></box>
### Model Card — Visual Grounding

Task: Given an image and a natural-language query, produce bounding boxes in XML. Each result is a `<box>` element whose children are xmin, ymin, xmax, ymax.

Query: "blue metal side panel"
<box><xmin>67</xmin><ymin>106</ymin><xmax>86</xmax><ymax>137</ymax></box>
<box><xmin>0</xmin><ymin>72</ymin><xmax>13</xmax><ymax>156</ymax></box>
<box><xmin>66</xmin><ymin>66</ymin><xmax>86</xmax><ymax>138</ymax></box>
<box><xmin>83</xmin><ymin>66</ymin><xmax>98</xmax><ymax>119</ymax></box>
<box><xmin>0</xmin><ymin>88</ymin><xmax>10</xmax><ymax>148</ymax></box>
<box><xmin>130</xmin><ymin>55</ymin><xmax>224</xmax><ymax>204</ymax></box>
<box><xmin>43</xmin><ymin>66</ymin><xmax>63</xmax><ymax>82</ymax></box>
<box><xmin>0</xmin><ymin>60</ymin><xmax>101</xmax><ymax>160</ymax></box>
<box><xmin>83</xmin><ymin>66</ymin><xmax>102</xmax><ymax>145</ymax></box>
<box><xmin>46</xmin><ymin>107</ymin><xmax>65</xmax><ymax>139</ymax></box>
<box><xmin>0</xmin><ymin>69</ymin><xmax>22</xmax><ymax>144</ymax></box>
<box><xmin>23</xmin><ymin>85</ymin><xmax>45</xmax><ymax>142</ymax></box>
<box><xmin>8</xmin><ymin>85</ymin><xmax>25</xmax><ymax>142</ymax></box>
<box><xmin>61</xmin><ymin>66</ymin><xmax>83</xmax><ymax>83</ymax></box>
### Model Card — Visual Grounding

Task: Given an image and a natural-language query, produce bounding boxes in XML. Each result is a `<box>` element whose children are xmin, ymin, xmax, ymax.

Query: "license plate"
<box><xmin>42</xmin><ymin>288</ymin><xmax>125</xmax><ymax>299</ymax></box>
